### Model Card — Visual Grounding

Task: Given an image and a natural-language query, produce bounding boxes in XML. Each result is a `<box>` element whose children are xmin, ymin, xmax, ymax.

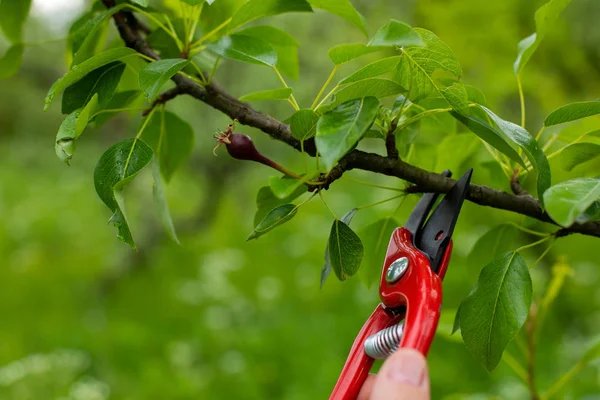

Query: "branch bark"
<box><xmin>101</xmin><ymin>1</ymin><xmax>600</xmax><ymax>239</ymax></box>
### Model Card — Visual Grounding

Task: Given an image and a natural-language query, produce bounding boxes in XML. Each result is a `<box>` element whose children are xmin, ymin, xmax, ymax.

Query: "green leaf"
<box><xmin>451</xmin><ymin>112</ymin><xmax>526</xmax><ymax>168</ymax></box>
<box><xmin>207</xmin><ymin>34</ymin><xmax>277</xmax><ymax>67</ymax></box>
<box><xmin>290</xmin><ymin>109</ymin><xmax>320</xmax><ymax>140</ymax></box>
<box><xmin>0</xmin><ymin>44</ymin><xmax>23</xmax><ymax>79</ymax></box>
<box><xmin>480</xmin><ymin>106</ymin><xmax>551</xmax><ymax>201</ymax></box>
<box><xmin>308</xmin><ymin>0</ymin><xmax>367</xmax><ymax>36</ymax></box>
<box><xmin>577</xmin><ymin>201</ymin><xmax>600</xmax><ymax>224</ymax></box>
<box><xmin>466</xmin><ymin>224</ymin><xmax>518</xmax><ymax>278</ymax></box>
<box><xmin>465</xmin><ymin>85</ymin><xmax>487</xmax><ymax>106</ymax></box>
<box><xmin>339</xmin><ymin>56</ymin><xmax>401</xmax><ymax>85</ymax></box>
<box><xmin>180</xmin><ymin>0</ymin><xmax>205</xmax><ymax>5</ymax></box>
<box><xmin>368</xmin><ymin>19</ymin><xmax>424</xmax><ymax>48</ymax></box>
<box><xmin>0</xmin><ymin>0</ymin><xmax>31</xmax><ymax>43</ymax></box>
<box><xmin>393</xmin><ymin>29</ymin><xmax>468</xmax><ymax>114</ymax></box>
<box><xmin>71</xmin><ymin>4</ymin><xmax>129</xmax><ymax>66</ymax></box>
<box><xmin>269</xmin><ymin>172</ymin><xmax>318</xmax><ymax>199</ymax></box>
<box><xmin>328</xmin><ymin>43</ymin><xmax>385</xmax><ymax>65</ymax></box>
<box><xmin>247</xmin><ymin>204</ymin><xmax>298</xmax><ymax>241</ymax></box>
<box><xmin>557</xmin><ymin>143</ymin><xmax>600</xmax><ymax>171</ymax></box>
<box><xmin>514</xmin><ymin>0</ymin><xmax>573</xmax><ymax>74</ymax></box>
<box><xmin>236</xmin><ymin>26</ymin><xmax>300</xmax><ymax>79</ymax></box>
<box><xmin>229</xmin><ymin>0</ymin><xmax>312</xmax><ymax>30</ymax></box>
<box><xmin>359</xmin><ymin>218</ymin><xmax>399</xmax><ymax>287</ymax></box>
<box><xmin>130</xmin><ymin>0</ymin><xmax>148</xmax><ymax>6</ymax></box>
<box><xmin>200</xmin><ymin>0</ymin><xmax>245</xmax><ymax>33</ymax></box>
<box><xmin>139</xmin><ymin>59</ymin><xmax>189</xmax><ymax>100</ymax></box>
<box><xmin>141</xmin><ymin>111</ymin><xmax>195</xmax><ymax>183</ymax></box>
<box><xmin>236</xmin><ymin>26</ymin><xmax>299</xmax><ymax>47</ymax></box>
<box><xmin>321</xmin><ymin>209</ymin><xmax>357</xmax><ymax>287</ymax></box>
<box><xmin>459</xmin><ymin>252</ymin><xmax>532</xmax><ymax>371</ymax></box>
<box><xmin>254</xmin><ymin>185</ymin><xmax>306</xmax><ymax>227</ymax></box>
<box><xmin>151</xmin><ymin>159</ymin><xmax>180</xmax><ymax>244</ymax></box>
<box><xmin>544</xmin><ymin>101</ymin><xmax>600</xmax><ymax>127</ymax></box>
<box><xmin>319</xmin><ymin>78</ymin><xmax>404</xmax><ymax>111</ymax></box>
<box><xmin>55</xmin><ymin>94</ymin><xmax>100</xmax><ymax>164</ymax></box>
<box><xmin>328</xmin><ymin>219</ymin><xmax>364</xmax><ymax>280</ymax></box>
<box><xmin>94</xmin><ymin>90</ymin><xmax>143</xmax><ymax>127</ymax></box>
<box><xmin>45</xmin><ymin>47</ymin><xmax>138</xmax><ymax>111</ymax></box>
<box><xmin>240</xmin><ymin>88</ymin><xmax>292</xmax><ymax>102</ymax></box>
<box><xmin>94</xmin><ymin>138</ymin><xmax>154</xmax><ymax>248</ymax></box>
<box><xmin>316</xmin><ymin>97</ymin><xmax>380</xmax><ymax>171</ymax></box>
<box><xmin>61</xmin><ymin>61</ymin><xmax>126</xmax><ymax>115</ymax></box>
<box><xmin>580</xmin><ymin>340</ymin><xmax>600</xmax><ymax>364</ymax></box>
<box><xmin>543</xmin><ymin>178</ymin><xmax>600</xmax><ymax>227</ymax></box>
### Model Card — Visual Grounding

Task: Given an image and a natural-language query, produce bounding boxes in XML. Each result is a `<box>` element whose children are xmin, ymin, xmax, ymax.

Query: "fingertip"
<box><xmin>370</xmin><ymin>349</ymin><xmax>430</xmax><ymax>400</ymax></box>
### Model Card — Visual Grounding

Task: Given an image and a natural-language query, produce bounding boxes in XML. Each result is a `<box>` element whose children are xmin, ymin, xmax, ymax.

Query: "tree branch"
<box><xmin>101</xmin><ymin>1</ymin><xmax>600</xmax><ymax>239</ymax></box>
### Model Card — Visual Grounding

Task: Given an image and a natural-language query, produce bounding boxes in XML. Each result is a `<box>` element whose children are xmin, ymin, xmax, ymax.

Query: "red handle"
<box><xmin>329</xmin><ymin>305</ymin><xmax>401</xmax><ymax>400</ymax></box>
<box><xmin>329</xmin><ymin>227</ymin><xmax>453</xmax><ymax>400</ymax></box>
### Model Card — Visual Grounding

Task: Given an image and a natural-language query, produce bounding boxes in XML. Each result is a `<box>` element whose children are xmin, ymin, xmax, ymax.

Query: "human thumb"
<box><xmin>370</xmin><ymin>348</ymin><xmax>430</xmax><ymax>400</ymax></box>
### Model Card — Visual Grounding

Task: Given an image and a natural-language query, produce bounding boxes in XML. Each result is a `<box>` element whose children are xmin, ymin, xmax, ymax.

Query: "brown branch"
<box><xmin>142</xmin><ymin>86</ymin><xmax>184</xmax><ymax>116</ymax></box>
<box><xmin>385</xmin><ymin>119</ymin><xmax>399</xmax><ymax>159</ymax></box>
<box><xmin>101</xmin><ymin>1</ymin><xmax>600</xmax><ymax>239</ymax></box>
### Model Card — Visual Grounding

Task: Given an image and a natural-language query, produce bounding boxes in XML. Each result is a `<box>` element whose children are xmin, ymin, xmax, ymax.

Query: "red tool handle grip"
<box><xmin>329</xmin><ymin>305</ymin><xmax>401</xmax><ymax>400</ymax></box>
<box><xmin>329</xmin><ymin>228</ymin><xmax>453</xmax><ymax>400</ymax></box>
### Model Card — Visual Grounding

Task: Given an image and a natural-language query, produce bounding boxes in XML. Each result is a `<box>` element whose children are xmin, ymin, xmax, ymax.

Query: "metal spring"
<box><xmin>363</xmin><ymin>322</ymin><xmax>404</xmax><ymax>359</ymax></box>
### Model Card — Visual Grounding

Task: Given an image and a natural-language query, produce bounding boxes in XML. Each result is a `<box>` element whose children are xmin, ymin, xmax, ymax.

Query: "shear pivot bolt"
<box><xmin>386</xmin><ymin>257</ymin><xmax>409</xmax><ymax>284</ymax></box>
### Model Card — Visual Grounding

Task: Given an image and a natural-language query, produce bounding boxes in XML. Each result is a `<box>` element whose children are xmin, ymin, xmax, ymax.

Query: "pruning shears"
<box><xmin>329</xmin><ymin>169</ymin><xmax>473</xmax><ymax>400</ymax></box>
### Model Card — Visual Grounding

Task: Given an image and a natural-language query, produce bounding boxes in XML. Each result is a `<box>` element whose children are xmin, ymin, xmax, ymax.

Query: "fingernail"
<box><xmin>386</xmin><ymin>350</ymin><xmax>426</xmax><ymax>388</ymax></box>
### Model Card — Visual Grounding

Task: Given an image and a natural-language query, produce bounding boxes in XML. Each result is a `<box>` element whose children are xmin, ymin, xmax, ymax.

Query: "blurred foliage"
<box><xmin>1</xmin><ymin>0</ymin><xmax>600</xmax><ymax>399</ymax></box>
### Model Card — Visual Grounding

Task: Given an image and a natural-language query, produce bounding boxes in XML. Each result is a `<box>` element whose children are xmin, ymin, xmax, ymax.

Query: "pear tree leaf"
<box><xmin>368</xmin><ymin>19</ymin><xmax>424</xmax><ymax>47</ymax></box>
<box><xmin>62</xmin><ymin>61</ymin><xmax>126</xmax><ymax>114</ymax></box>
<box><xmin>94</xmin><ymin>138</ymin><xmax>154</xmax><ymax>248</ymax></box>
<box><xmin>200</xmin><ymin>0</ymin><xmax>246</xmax><ymax>33</ymax></box>
<box><xmin>328</xmin><ymin>43</ymin><xmax>386</xmax><ymax>65</ymax></box>
<box><xmin>543</xmin><ymin>178</ymin><xmax>600</xmax><ymax>227</ymax></box>
<box><xmin>459</xmin><ymin>252</ymin><xmax>532</xmax><ymax>371</ymax></box>
<box><xmin>558</xmin><ymin>143</ymin><xmax>600</xmax><ymax>171</ymax></box>
<box><xmin>318</xmin><ymin>78</ymin><xmax>404</xmax><ymax>111</ymax></box>
<box><xmin>141</xmin><ymin>111</ymin><xmax>195</xmax><ymax>183</ymax></box>
<box><xmin>290</xmin><ymin>109</ymin><xmax>320</xmax><ymax>140</ymax></box>
<box><xmin>240</xmin><ymin>88</ymin><xmax>292</xmax><ymax>102</ymax></box>
<box><xmin>0</xmin><ymin>0</ymin><xmax>31</xmax><ymax>43</ymax></box>
<box><xmin>467</xmin><ymin>224</ymin><xmax>519</xmax><ymax>278</ymax></box>
<box><xmin>514</xmin><ymin>0</ymin><xmax>573</xmax><ymax>74</ymax></box>
<box><xmin>151</xmin><ymin>159</ymin><xmax>180</xmax><ymax>244</ymax></box>
<box><xmin>55</xmin><ymin>94</ymin><xmax>100</xmax><ymax>164</ymax></box>
<box><xmin>0</xmin><ymin>44</ymin><xmax>24</xmax><ymax>79</ymax></box>
<box><xmin>308</xmin><ymin>0</ymin><xmax>367</xmax><ymax>36</ymax></box>
<box><xmin>328</xmin><ymin>218</ymin><xmax>364</xmax><ymax>280</ymax></box>
<box><xmin>139</xmin><ymin>58</ymin><xmax>189</xmax><ymax>100</ymax></box>
<box><xmin>269</xmin><ymin>171</ymin><xmax>318</xmax><ymax>199</ymax></box>
<box><xmin>247</xmin><ymin>204</ymin><xmax>298</xmax><ymax>241</ymax></box>
<box><xmin>321</xmin><ymin>209</ymin><xmax>358</xmax><ymax>287</ymax></box>
<box><xmin>316</xmin><ymin>97</ymin><xmax>380</xmax><ymax>171</ymax></box>
<box><xmin>451</xmin><ymin>112</ymin><xmax>526</xmax><ymax>168</ymax></box>
<box><xmin>254</xmin><ymin>185</ymin><xmax>306</xmax><ymax>227</ymax></box>
<box><xmin>94</xmin><ymin>91</ymin><xmax>143</xmax><ymax>127</ymax></box>
<box><xmin>229</xmin><ymin>0</ymin><xmax>312</xmax><ymax>30</ymax></box>
<box><xmin>480</xmin><ymin>106</ymin><xmax>551</xmax><ymax>201</ymax></box>
<box><xmin>339</xmin><ymin>56</ymin><xmax>401</xmax><ymax>85</ymax></box>
<box><xmin>236</xmin><ymin>25</ymin><xmax>300</xmax><ymax>79</ymax></box>
<box><xmin>71</xmin><ymin>4</ymin><xmax>129</xmax><ymax>66</ymax></box>
<box><xmin>207</xmin><ymin>34</ymin><xmax>278</xmax><ymax>67</ymax></box>
<box><xmin>544</xmin><ymin>101</ymin><xmax>600</xmax><ymax>127</ymax></box>
<box><xmin>394</xmin><ymin>29</ymin><xmax>469</xmax><ymax>114</ymax></box>
<box><xmin>45</xmin><ymin>47</ymin><xmax>138</xmax><ymax>111</ymax></box>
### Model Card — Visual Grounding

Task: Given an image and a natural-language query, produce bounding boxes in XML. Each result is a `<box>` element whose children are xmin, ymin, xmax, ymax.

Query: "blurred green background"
<box><xmin>1</xmin><ymin>0</ymin><xmax>600</xmax><ymax>399</ymax></box>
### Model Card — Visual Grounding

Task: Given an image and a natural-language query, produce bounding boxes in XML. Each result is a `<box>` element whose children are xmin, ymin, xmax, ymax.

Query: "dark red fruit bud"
<box><xmin>225</xmin><ymin>133</ymin><xmax>265</xmax><ymax>162</ymax></box>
